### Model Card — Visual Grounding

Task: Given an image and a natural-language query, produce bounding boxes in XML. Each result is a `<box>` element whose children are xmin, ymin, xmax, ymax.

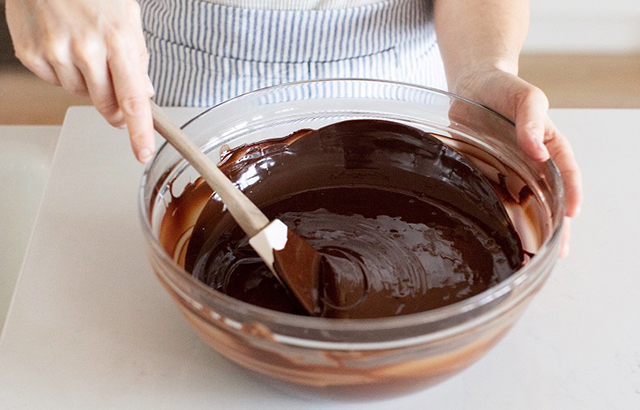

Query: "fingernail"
<box><xmin>138</xmin><ymin>148</ymin><xmax>154</xmax><ymax>164</ymax></box>
<box><xmin>117</xmin><ymin>124</ymin><xmax>127</xmax><ymax>130</ymax></box>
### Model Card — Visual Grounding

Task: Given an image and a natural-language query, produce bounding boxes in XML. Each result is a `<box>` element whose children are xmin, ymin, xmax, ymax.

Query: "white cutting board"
<box><xmin>0</xmin><ymin>126</ymin><xmax>59</xmax><ymax>328</ymax></box>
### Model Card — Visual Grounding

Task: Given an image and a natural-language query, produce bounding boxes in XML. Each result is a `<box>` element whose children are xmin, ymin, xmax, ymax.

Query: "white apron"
<box><xmin>140</xmin><ymin>0</ymin><xmax>446</xmax><ymax>106</ymax></box>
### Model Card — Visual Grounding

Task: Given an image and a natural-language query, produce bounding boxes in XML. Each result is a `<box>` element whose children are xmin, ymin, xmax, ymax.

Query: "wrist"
<box><xmin>447</xmin><ymin>57</ymin><xmax>519</xmax><ymax>94</ymax></box>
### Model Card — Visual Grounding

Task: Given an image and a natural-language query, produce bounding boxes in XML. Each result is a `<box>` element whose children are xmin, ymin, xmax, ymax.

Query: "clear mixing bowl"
<box><xmin>139</xmin><ymin>79</ymin><xmax>565</xmax><ymax>400</ymax></box>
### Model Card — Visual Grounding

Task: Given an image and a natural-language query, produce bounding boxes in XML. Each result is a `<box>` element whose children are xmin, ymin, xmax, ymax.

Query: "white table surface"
<box><xmin>0</xmin><ymin>107</ymin><xmax>638</xmax><ymax>409</ymax></box>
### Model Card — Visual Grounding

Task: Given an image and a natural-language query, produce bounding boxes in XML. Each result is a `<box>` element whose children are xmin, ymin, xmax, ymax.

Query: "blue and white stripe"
<box><xmin>140</xmin><ymin>0</ymin><xmax>446</xmax><ymax>107</ymax></box>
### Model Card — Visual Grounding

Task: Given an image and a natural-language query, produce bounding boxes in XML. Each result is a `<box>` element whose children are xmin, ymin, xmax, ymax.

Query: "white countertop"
<box><xmin>0</xmin><ymin>108</ymin><xmax>639</xmax><ymax>409</ymax></box>
<box><xmin>0</xmin><ymin>126</ymin><xmax>60</xmax><ymax>329</ymax></box>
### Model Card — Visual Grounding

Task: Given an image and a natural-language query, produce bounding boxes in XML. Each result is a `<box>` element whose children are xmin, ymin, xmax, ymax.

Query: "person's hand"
<box><xmin>453</xmin><ymin>68</ymin><xmax>583</xmax><ymax>257</ymax></box>
<box><xmin>5</xmin><ymin>0</ymin><xmax>155</xmax><ymax>163</ymax></box>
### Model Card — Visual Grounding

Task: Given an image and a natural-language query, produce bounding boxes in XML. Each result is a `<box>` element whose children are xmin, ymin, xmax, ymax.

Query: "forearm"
<box><xmin>433</xmin><ymin>0</ymin><xmax>529</xmax><ymax>91</ymax></box>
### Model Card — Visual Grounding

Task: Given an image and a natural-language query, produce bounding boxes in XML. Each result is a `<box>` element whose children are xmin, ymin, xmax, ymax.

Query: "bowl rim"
<box><xmin>139</xmin><ymin>78</ymin><xmax>566</xmax><ymax>334</ymax></box>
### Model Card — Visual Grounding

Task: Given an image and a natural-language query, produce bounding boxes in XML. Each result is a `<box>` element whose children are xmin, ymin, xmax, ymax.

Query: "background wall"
<box><xmin>1</xmin><ymin>0</ymin><xmax>639</xmax><ymax>123</ymax></box>
<box><xmin>526</xmin><ymin>0</ymin><xmax>640</xmax><ymax>52</ymax></box>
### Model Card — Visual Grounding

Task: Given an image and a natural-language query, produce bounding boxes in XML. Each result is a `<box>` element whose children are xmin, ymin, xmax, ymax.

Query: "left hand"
<box><xmin>452</xmin><ymin>69</ymin><xmax>583</xmax><ymax>257</ymax></box>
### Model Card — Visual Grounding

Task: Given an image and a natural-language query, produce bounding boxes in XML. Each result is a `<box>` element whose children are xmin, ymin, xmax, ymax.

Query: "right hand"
<box><xmin>6</xmin><ymin>0</ymin><xmax>156</xmax><ymax>163</ymax></box>
<box><xmin>451</xmin><ymin>68</ymin><xmax>582</xmax><ymax>257</ymax></box>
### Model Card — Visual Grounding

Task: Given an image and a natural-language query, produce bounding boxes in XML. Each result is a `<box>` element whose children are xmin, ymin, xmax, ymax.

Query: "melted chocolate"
<box><xmin>271</xmin><ymin>227</ymin><xmax>323</xmax><ymax>315</ymax></box>
<box><xmin>176</xmin><ymin>120</ymin><xmax>524</xmax><ymax>318</ymax></box>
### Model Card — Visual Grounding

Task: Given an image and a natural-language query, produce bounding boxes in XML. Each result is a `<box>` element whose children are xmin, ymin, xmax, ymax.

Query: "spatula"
<box><xmin>150</xmin><ymin>101</ymin><xmax>322</xmax><ymax>315</ymax></box>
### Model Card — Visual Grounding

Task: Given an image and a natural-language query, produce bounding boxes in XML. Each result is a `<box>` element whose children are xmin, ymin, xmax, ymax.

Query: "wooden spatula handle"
<box><xmin>150</xmin><ymin>101</ymin><xmax>269</xmax><ymax>237</ymax></box>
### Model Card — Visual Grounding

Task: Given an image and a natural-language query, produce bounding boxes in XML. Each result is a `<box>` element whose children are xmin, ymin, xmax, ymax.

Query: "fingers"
<box><xmin>19</xmin><ymin>55</ymin><xmax>62</xmax><ymax>87</ymax></box>
<box><xmin>40</xmin><ymin>21</ymin><xmax>89</xmax><ymax>95</ymax></box>
<box><xmin>47</xmin><ymin>49</ymin><xmax>89</xmax><ymax>96</ymax></box>
<box><xmin>72</xmin><ymin>38</ymin><xmax>125</xmax><ymax>128</ymax></box>
<box><xmin>108</xmin><ymin>34</ymin><xmax>155</xmax><ymax>164</ymax></box>
<box><xmin>545</xmin><ymin>122</ymin><xmax>583</xmax><ymax>218</ymax></box>
<box><xmin>514</xmin><ymin>86</ymin><xmax>551</xmax><ymax>162</ymax></box>
<box><xmin>559</xmin><ymin>217</ymin><xmax>571</xmax><ymax>258</ymax></box>
<box><xmin>452</xmin><ymin>69</ymin><xmax>580</xmax><ymax>257</ymax></box>
<box><xmin>7</xmin><ymin>0</ymin><xmax>154</xmax><ymax>163</ymax></box>
<box><xmin>512</xmin><ymin>82</ymin><xmax>582</xmax><ymax>218</ymax></box>
<box><xmin>130</xmin><ymin>3</ymin><xmax>155</xmax><ymax>96</ymax></box>
<box><xmin>106</xmin><ymin>1</ymin><xmax>155</xmax><ymax>164</ymax></box>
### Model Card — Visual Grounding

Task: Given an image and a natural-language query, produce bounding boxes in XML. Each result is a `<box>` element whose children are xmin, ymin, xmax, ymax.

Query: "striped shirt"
<box><xmin>201</xmin><ymin>1</ymin><xmax>385</xmax><ymax>9</ymax></box>
<box><xmin>141</xmin><ymin>0</ymin><xmax>446</xmax><ymax>107</ymax></box>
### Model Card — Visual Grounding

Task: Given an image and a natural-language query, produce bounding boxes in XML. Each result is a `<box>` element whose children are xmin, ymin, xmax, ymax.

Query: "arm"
<box><xmin>434</xmin><ymin>0</ymin><xmax>582</xmax><ymax>256</ymax></box>
<box><xmin>434</xmin><ymin>0</ymin><xmax>527</xmax><ymax>88</ymax></box>
<box><xmin>5</xmin><ymin>0</ymin><xmax>155</xmax><ymax>163</ymax></box>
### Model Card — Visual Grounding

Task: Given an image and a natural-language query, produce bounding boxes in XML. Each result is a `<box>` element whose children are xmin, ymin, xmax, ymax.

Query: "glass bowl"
<box><xmin>139</xmin><ymin>79</ymin><xmax>565</xmax><ymax>400</ymax></box>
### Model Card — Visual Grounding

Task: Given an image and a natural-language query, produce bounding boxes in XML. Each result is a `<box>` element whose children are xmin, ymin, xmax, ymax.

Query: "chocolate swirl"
<box><xmin>182</xmin><ymin>120</ymin><xmax>525</xmax><ymax>318</ymax></box>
